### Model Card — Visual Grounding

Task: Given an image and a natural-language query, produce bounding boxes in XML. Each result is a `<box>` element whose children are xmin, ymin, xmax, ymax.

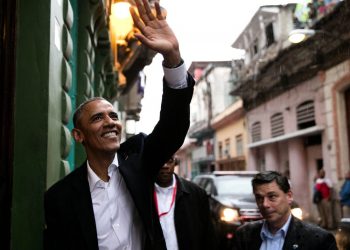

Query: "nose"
<box><xmin>162</xmin><ymin>165</ymin><xmax>170</xmax><ymax>170</ymax></box>
<box><xmin>104</xmin><ymin>115</ymin><xmax>117</xmax><ymax>126</ymax></box>
<box><xmin>262</xmin><ymin>197</ymin><xmax>270</xmax><ymax>208</ymax></box>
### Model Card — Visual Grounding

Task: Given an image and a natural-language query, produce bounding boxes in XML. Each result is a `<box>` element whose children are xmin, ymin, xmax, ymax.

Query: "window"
<box><xmin>224</xmin><ymin>138</ymin><xmax>231</xmax><ymax>157</ymax></box>
<box><xmin>204</xmin><ymin>180</ymin><xmax>214</xmax><ymax>195</ymax></box>
<box><xmin>271</xmin><ymin>113</ymin><xmax>284</xmax><ymax>137</ymax></box>
<box><xmin>265</xmin><ymin>22</ymin><xmax>275</xmax><ymax>47</ymax></box>
<box><xmin>251</xmin><ymin>122</ymin><xmax>261</xmax><ymax>142</ymax></box>
<box><xmin>297</xmin><ymin>100</ymin><xmax>315</xmax><ymax>129</ymax></box>
<box><xmin>218</xmin><ymin>141</ymin><xmax>223</xmax><ymax>159</ymax></box>
<box><xmin>236</xmin><ymin>134</ymin><xmax>243</xmax><ymax>156</ymax></box>
<box><xmin>250</xmin><ymin>38</ymin><xmax>259</xmax><ymax>57</ymax></box>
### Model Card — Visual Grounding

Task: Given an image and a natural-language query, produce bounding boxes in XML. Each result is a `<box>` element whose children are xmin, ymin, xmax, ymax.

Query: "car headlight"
<box><xmin>291</xmin><ymin>207</ymin><xmax>303</xmax><ymax>220</ymax></box>
<box><xmin>220</xmin><ymin>208</ymin><xmax>239</xmax><ymax>222</ymax></box>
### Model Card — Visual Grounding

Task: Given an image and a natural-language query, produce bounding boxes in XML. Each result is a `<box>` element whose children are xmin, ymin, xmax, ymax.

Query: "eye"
<box><xmin>255</xmin><ymin>196</ymin><xmax>263</xmax><ymax>203</ymax></box>
<box><xmin>268</xmin><ymin>194</ymin><xmax>277</xmax><ymax>201</ymax></box>
<box><xmin>110</xmin><ymin>112</ymin><xmax>119</xmax><ymax>120</ymax></box>
<box><xmin>92</xmin><ymin>114</ymin><xmax>103</xmax><ymax>122</ymax></box>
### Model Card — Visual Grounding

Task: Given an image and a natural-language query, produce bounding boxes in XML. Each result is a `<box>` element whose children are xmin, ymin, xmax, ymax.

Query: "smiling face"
<box><xmin>72</xmin><ymin>99</ymin><xmax>122</xmax><ymax>158</ymax></box>
<box><xmin>253</xmin><ymin>180</ymin><xmax>293</xmax><ymax>233</ymax></box>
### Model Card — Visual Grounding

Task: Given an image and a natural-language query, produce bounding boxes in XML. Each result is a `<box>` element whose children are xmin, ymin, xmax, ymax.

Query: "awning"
<box><xmin>248</xmin><ymin>125</ymin><xmax>325</xmax><ymax>148</ymax></box>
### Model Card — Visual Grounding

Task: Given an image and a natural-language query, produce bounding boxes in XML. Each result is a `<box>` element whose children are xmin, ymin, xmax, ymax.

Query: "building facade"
<box><xmin>211</xmin><ymin>100</ymin><xmax>247</xmax><ymax>171</ymax></box>
<box><xmin>181</xmin><ymin>61</ymin><xmax>244</xmax><ymax>178</ymax></box>
<box><xmin>232</xmin><ymin>0</ymin><xmax>349</xmax><ymax>221</ymax></box>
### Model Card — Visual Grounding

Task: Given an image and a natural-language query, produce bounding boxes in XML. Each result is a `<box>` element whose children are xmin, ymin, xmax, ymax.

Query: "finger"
<box><xmin>134</xmin><ymin>0</ymin><xmax>150</xmax><ymax>23</ymax></box>
<box><xmin>130</xmin><ymin>6</ymin><xmax>145</xmax><ymax>31</ymax></box>
<box><xmin>141</xmin><ymin>0</ymin><xmax>156</xmax><ymax>21</ymax></box>
<box><xmin>154</xmin><ymin>1</ymin><xmax>164</xmax><ymax>20</ymax></box>
<box><xmin>134</xmin><ymin>33</ymin><xmax>149</xmax><ymax>46</ymax></box>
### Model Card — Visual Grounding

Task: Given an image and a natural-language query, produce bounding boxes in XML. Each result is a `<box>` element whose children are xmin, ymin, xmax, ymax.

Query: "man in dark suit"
<box><xmin>44</xmin><ymin>1</ymin><xmax>194</xmax><ymax>249</ymax></box>
<box><xmin>154</xmin><ymin>156</ymin><xmax>217</xmax><ymax>250</ymax></box>
<box><xmin>232</xmin><ymin>171</ymin><xmax>337</xmax><ymax>250</ymax></box>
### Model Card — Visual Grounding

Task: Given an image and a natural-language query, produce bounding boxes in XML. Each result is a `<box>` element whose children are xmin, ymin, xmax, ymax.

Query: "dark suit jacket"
<box><xmin>44</xmin><ymin>76</ymin><xmax>194</xmax><ymax>250</ymax></box>
<box><xmin>232</xmin><ymin>215</ymin><xmax>337</xmax><ymax>250</ymax></box>
<box><xmin>170</xmin><ymin>175</ymin><xmax>217</xmax><ymax>250</ymax></box>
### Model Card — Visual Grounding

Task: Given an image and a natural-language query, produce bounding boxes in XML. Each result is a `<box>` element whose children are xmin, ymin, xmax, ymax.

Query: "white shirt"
<box><xmin>87</xmin><ymin>155</ymin><xmax>143</xmax><ymax>250</ymax></box>
<box><xmin>259</xmin><ymin>214</ymin><xmax>292</xmax><ymax>250</ymax></box>
<box><xmin>163</xmin><ymin>61</ymin><xmax>188</xmax><ymax>89</ymax></box>
<box><xmin>154</xmin><ymin>174</ymin><xmax>179</xmax><ymax>250</ymax></box>
<box><xmin>316</xmin><ymin>177</ymin><xmax>333</xmax><ymax>188</ymax></box>
<box><xmin>86</xmin><ymin>63</ymin><xmax>187</xmax><ymax>250</ymax></box>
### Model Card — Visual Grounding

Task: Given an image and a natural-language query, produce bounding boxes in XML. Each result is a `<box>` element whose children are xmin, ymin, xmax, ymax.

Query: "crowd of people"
<box><xmin>43</xmin><ymin>0</ymin><xmax>349</xmax><ymax>249</ymax></box>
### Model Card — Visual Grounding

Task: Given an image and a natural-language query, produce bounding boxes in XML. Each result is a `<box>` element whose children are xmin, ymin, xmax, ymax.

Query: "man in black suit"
<box><xmin>154</xmin><ymin>156</ymin><xmax>217</xmax><ymax>250</ymax></box>
<box><xmin>44</xmin><ymin>0</ymin><xmax>194</xmax><ymax>249</ymax></box>
<box><xmin>233</xmin><ymin>171</ymin><xmax>337</xmax><ymax>250</ymax></box>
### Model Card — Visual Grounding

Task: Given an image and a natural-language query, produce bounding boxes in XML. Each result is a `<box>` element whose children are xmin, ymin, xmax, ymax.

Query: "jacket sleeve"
<box><xmin>322</xmin><ymin>232</ymin><xmax>338</xmax><ymax>250</ymax></box>
<box><xmin>200</xmin><ymin>188</ymin><xmax>218</xmax><ymax>250</ymax></box>
<box><xmin>143</xmin><ymin>73</ymin><xmax>195</xmax><ymax>178</ymax></box>
<box><xmin>232</xmin><ymin>228</ymin><xmax>244</xmax><ymax>250</ymax></box>
<box><xmin>44</xmin><ymin>191</ymin><xmax>66</xmax><ymax>250</ymax></box>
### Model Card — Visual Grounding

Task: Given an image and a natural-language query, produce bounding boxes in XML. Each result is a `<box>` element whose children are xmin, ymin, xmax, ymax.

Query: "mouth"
<box><xmin>263</xmin><ymin>211</ymin><xmax>276</xmax><ymax>218</ymax></box>
<box><xmin>101</xmin><ymin>130</ymin><xmax>119</xmax><ymax>138</ymax></box>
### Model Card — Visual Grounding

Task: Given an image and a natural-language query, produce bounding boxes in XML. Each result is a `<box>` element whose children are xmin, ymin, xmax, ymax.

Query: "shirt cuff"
<box><xmin>163</xmin><ymin>61</ymin><xmax>188</xmax><ymax>89</ymax></box>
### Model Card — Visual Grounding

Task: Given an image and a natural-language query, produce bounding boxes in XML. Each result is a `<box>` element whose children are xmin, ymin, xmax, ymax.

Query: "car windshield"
<box><xmin>215</xmin><ymin>176</ymin><xmax>253</xmax><ymax>196</ymax></box>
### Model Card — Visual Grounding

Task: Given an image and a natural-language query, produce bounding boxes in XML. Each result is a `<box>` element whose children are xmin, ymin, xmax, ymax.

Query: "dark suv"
<box><xmin>192</xmin><ymin>171</ymin><xmax>262</xmax><ymax>249</ymax></box>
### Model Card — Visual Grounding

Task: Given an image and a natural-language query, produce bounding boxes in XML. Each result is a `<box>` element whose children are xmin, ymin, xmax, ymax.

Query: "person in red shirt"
<box><xmin>314</xmin><ymin>168</ymin><xmax>334</xmax><ymax>229</ymax></box>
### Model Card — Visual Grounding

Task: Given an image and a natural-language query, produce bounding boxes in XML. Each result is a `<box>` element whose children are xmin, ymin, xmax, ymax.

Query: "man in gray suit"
<box><xmin>233</xmin><ymin>171</ymin><xmax>337</xmax><ymax>250</ymax></box>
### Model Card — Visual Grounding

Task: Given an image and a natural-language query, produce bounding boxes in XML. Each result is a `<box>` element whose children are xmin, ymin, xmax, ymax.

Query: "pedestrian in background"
<box><xmin>340</xmin><ymin>170</ymin><xmax>350</xmax><ymax>218</ymax></box>
<box><xmin>315</xmin><ymin>168</ymin><xmax>335</xmax><ymax>229</ymax></box>
<box><xmin>154</xmin><ymin>156</ymin><xmax>217</xmax><ymax>250</ymax></box>
<box><xmin>233</xmin><ymin>171</ymin><xmax>337</xmax><ymax>250</ymax></box>
<box><xmin>44</xmin><ymin>0</ymin><xmax>195</xmax><ymax>249</ymax></box>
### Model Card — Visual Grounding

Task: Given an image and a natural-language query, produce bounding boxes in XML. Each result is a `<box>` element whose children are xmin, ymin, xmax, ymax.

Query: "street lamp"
<box><xmin>110</xmin><ymin>0</ymin><xmax>134</xmax><ymax>45</ymax></box>
<box><xmin>109</xmin><ymin>0</ymin><xmax>137</xmax><ymax>86</ymax></box>
<box><xmin>288</xmin><ymin>29</ymin><xmax>316</xmax><ymax>44</ymax></box>
<box><xmin>288</xmin><ymin>28</ymin><xmax>347</xmax><ymax>45</ymax></box>
<box><xmin>109</xmin><ymin>0</ymin><xmax>166</xmax><ymax>87</ymax></box>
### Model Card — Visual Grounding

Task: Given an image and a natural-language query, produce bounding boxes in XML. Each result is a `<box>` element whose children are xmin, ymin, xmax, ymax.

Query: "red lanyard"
<box><xmin>154</xmin><ymin>182</ymin><xmax>177</xmax><ymax>218</ymax></box>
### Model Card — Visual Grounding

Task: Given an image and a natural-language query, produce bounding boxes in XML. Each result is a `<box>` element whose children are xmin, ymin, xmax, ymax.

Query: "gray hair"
<box><xmin>73</xmin><ymin>97</ymin><xmax>108</xmax><ymax>128</ymax></box>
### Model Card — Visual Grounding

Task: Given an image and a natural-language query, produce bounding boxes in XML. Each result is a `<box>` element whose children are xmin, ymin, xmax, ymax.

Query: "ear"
<box><xmin>287</xmin><ymin>190</ymin><xmax>294</xmax><ymax>205</ymax></box>
<box><xmin>72</xmin><ymin>128</ymin><xmax>84</xmax><ymax>143</ymax></box>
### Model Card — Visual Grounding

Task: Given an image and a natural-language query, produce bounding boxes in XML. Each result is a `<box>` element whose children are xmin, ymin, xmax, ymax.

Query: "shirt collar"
<box><xmin>154</xmin><ymin>174</ymin><xmax>176</xmax><ymax>193</ymax></box>
<box><xmin>260</xmin><ymin>213</ymin><xmax>292</xmax><ymax>240</ymax></box>
<box><xmin>87</xmin><ymin>154</ymin><xmax>119</xmax><ymax>192</ymax></box>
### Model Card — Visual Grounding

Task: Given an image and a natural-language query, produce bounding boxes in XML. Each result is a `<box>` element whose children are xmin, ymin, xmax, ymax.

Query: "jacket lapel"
<box><xmin>283</xmin><ymin>216</ymin><xmax>302</xmax><ymax>250</ymax></box>
<box><xmin>71</xmin><ymin>163</ymin><xmax>99</xmax><ymax>250</ymax></box>
<box><xmin>118</xmin><ymin>152</ymin><xmax>167</xmax><ymax>249</ymax></box>
<box><xmin>117</xmin><ymin>153</ymin><xmax>155</xmax><ymax>239</ymax></box>
<box><xmin>251</xmin><ymin>224</ymin><xmax>263</xmax><ymax>250</ymax></box>
<box><xmin>173</xmin><ymin>176</ymin><xmax>192</xmax><ymax>249</ymax></box>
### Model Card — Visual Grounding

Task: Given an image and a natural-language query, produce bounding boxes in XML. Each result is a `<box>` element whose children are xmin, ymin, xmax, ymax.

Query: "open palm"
<box><xmin>130</xmin><ymin>0</ymin><xmax>180</xmax><ymax>63</ymax></box>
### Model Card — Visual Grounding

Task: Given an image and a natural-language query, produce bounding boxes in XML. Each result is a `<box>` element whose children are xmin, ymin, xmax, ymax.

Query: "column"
<box><xmin>265</xmin><ymin>143</ymin><xmax>279</xmax><ymax>171</ymax></box>
<box><xmin>288</xmin><ymin>138</ymin><xmax>311</xmax><ymax>217</ymax></box>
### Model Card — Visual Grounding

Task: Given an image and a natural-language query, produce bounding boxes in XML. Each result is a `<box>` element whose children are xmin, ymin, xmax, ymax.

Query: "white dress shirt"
<box><xmin>86</xmin><ymin>62</ymin><xmax>187</xmax><ymax>250</ymax></box>
<box><xmin>259</xmin><ymin>214</ymin><xmax>292</xmax><ymax>250</ymax></box>
<box><xmin>87</xmin><ymin>155</ymin><xmax>143</xmax><ymax>250</ymax></box>
<box><xmin>163</xmin><ymin>61</ymin><xmax>188</xmax><ymax>89</ymax></box>
<box><xmin>154</xmin><ymin>174</ymin><xmax>179</xmax><ymax>250</ymax></box>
